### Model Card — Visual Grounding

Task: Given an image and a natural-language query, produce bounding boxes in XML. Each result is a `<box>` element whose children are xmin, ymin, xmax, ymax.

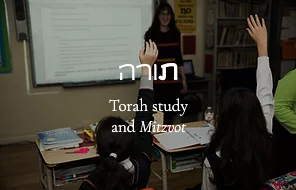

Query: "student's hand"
<box><xmin>246</xmin><ymin>15</ymin><xmax>268</xmax><ymax>56</ymax></box>
<box><xmin>246</xmin><ymin>15</ymin><xmax>267</xmax><ymax>45</ymax></box>
<box><xmin>139</xmin><ymin>39</ymin><xmax>158</xmax><ymax>75</ymax></box>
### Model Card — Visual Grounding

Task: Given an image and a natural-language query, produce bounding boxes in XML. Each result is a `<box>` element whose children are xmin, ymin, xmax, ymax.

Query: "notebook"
<box><xmin>153</xmin><ymin>126</ymin><xmax>215</xmax><ymax>150</ymax></box>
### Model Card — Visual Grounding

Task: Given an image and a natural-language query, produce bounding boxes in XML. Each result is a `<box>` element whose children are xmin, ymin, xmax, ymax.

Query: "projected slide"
<box><xmin>27</xmin><ymin>0</ymin><xmax>152</xmax><ymax>85</ymax></box>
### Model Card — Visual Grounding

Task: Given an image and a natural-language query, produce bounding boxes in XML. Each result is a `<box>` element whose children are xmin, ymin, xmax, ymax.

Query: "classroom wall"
<box><xmin>168</xmin><ymin>0</ymin><xmax>205</xmax><ymax>77</ymax></box>
<box><xmin>0</xmin><ymin>0</ymin><xmax>205</xmax><ymax>144</ymax></box>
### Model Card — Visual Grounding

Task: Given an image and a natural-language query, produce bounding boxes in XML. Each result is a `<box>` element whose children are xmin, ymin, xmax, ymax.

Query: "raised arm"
<box><xmin>274</xmin><ymin>69</ymin><xmax>296</xmax><ymax>133</ymax></box>
<box><xmin>200</xmin><ymin>16</ymin><xmax>275</xmax><ymax>190</ymax></box>
<box><xmin>247</xmin><ymin>15</ymin><xmax>274</xmax><ymax>133</ymax></box>
<box><xmin>134</xmin><ymin>40</ymin><xmax>158</xmax><ymax>157</ymax></box>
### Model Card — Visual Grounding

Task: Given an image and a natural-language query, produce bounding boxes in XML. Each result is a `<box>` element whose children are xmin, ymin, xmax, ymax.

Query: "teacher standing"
<box><xmin>144</xmin><ymin>2</ymin><xmax>187</xmax><ymax>125</ymax></box>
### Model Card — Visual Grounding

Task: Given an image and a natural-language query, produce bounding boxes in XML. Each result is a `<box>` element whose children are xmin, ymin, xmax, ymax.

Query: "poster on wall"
<box><xmin>0</xmin><ymin>0</ymin><xmax>11</xmax><ymax>73</ymax></box>
<box><xmin>182</xmin><ymin>35</ymin><xmax>196</xmax><ymax>55</ymax></box>
<box><xmin>174</xmin><ymin>0</ymin><xmax>196</xmax><ymax>33</ymax></box>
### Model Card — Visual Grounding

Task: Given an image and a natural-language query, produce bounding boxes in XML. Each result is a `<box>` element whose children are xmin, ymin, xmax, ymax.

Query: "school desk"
<box><xmin>35</xmin><ymin>138</ymin><xmax>98</xmax><ymax>190</ymax></box>
<box><xmin>151</xmin><ymin>121</ymin><xmax>207</xmax><ymax>190</ymax></box>
<box><xmin>35</xmin><ymin>112</ymin><xmax>163</xmax><ymax>190</ymax></box>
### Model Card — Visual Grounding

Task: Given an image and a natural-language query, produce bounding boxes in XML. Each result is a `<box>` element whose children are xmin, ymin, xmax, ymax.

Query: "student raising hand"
<box><xmin>246</xmin><ymin>15</ymin><xmax>268</xmax><ymax>56</ymax></box>
<box><xmin>139</xmin><ymin>39</ymin><xmax>158</xmax><ymax>75</ymax></box>
<box><xmin>79</xmin><ymin>43</ymin><xmax>156</xmax><ymax>190</ymax></box>
<box><xmin>194</xmin><ymin>14</ymin><xmax>275</xmax><ymax>190</ymax></box>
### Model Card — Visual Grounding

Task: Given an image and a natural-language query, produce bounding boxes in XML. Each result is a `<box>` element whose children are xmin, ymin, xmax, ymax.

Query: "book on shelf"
<box><xmin>217</xmin><ymin>50</ymin><xmax>257</xmax><ymax>68</ymax></box>
<box><xmin>219</xmin><ymin>0</ymin><xmax>269</xmax><ymax>18</ymax></box>
<box><xmin>37</xmin><ymin>127</ymin><xmax>83</xmax><ymax>150</ymax></box>
<box><xmin>219</xmin><ymin>26</ymin><xmax>254</xmax><ymax>46</ymax></box>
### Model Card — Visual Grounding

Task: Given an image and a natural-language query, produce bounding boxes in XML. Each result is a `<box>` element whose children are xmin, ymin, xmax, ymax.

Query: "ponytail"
<box><xmin>92</xmin><ymin>154</ymin><xmax>134</xmax><ymax>190</ymax></box>
<box><xmin>93</xmin><ymin>116</ymin><xmax>138</xmax><ymax>189</ymax></box>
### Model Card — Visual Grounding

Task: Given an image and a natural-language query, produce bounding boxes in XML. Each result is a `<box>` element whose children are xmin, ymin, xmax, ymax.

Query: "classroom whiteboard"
<box><xmin>26</xmin><ymin>0</ymin><xmax>153</xmax><ymax>86</ymax></box>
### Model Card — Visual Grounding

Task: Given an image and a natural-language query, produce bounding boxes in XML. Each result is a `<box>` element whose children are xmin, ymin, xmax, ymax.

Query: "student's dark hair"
<box><xmin>93</xmin><ymin>116</ymin><xmax>137</xmax><ymax>190</ymax></box>
<box><xmin>144</xmin><ymin>2</ymin><xmax>179</xmax><ymax>41</ymax></box>
<box><xmin>208</xmin><ymin>88</ymin><xmax>273</xmax><ymax>190</ymax></box>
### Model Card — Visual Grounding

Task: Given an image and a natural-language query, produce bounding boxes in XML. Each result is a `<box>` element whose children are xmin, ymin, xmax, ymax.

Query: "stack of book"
<box><xmin>37</xmin><ymin>127</ymin><xmax>83</xmax><ymax>150</ymax></box>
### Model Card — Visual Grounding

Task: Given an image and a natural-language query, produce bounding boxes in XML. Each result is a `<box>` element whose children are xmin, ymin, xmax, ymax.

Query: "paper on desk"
<box><xmin>154</xmin><ymin>131</ymin><xmax>200</xmax><ymax>150</ymax></box>
<box><xmin>186</xmin><ymin>126</ymin><xmax>215</xmax><ymax>145</ymax></box>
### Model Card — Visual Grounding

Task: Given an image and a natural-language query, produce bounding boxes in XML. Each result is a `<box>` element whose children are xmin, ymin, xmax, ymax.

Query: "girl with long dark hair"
<box><xmin>144</xmin><ymin>2</ymin><xmax>187</xmax><ymax>125</ymax></box>
<box><xmin>200</xmin><ymin>15</ymin><xmax>275</xmax><ymax>190</ymax></box>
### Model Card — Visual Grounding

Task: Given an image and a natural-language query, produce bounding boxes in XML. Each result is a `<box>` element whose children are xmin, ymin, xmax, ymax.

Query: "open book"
<box><xmin>153</xmin><ymin>126</ymin><xmax>215</xmax><ymax>150</ymax></box>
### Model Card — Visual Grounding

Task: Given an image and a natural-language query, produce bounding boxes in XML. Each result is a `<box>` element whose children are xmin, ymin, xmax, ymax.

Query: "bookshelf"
<box><xmin>210</xmin><ymin>0</ymin><xmax>271</xmax><ymax>108</ymax></box>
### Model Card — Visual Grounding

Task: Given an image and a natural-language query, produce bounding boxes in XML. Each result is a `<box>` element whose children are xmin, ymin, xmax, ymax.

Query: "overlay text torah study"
<box><xmin>111</xmin><ymin>120</ymin><xmax>187</xmax><ymax>133</ymax></box>
<box><xmin>109</xmin><ymin>98</ymin><xmax>188</xmax><ymax>116</ymax></box>
<box><xmin>109</xmin><ymin>98</ymin><xmax>188</xmax><ymax>133</ymax></box>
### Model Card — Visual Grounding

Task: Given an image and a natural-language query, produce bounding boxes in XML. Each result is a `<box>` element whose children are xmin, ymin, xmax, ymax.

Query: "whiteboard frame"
<box><xmin>24</xmin><ymin>0</ymin><xmax>140</xmax><ymax>87</ymax></box>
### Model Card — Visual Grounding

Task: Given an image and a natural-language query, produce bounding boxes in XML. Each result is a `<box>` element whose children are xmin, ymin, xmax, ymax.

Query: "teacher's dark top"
<box><xmin>145</xmin><ymin>29</ymin><xmax>183</xmax><ymax>93</ymax></box>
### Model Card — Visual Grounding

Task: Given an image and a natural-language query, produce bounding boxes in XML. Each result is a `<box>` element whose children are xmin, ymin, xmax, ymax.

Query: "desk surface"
<box><xmin>35</xmin><ymin>112</ymin><xmax>163</xmax><ymax>166</ymax></box>
<box><xmin>35</xmin><ymin>139</ymin><xmax>98</xmax><ymax>166</ymax></box>
<box><xmin>36</xmin><ymin>120</ymin><xmax>207</xmax><ymax>165</ymax></box>
<box><xmin>153</xmin><ymin>121</ymin><xmax>208</xmax><ymax>153</ymax></box>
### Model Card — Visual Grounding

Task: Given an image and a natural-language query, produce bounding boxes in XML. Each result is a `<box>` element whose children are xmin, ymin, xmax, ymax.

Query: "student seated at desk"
<box><xmin>187</xmin><ymin>15</ymin><xmax>275</xmax><ymax>190</ymax></box>
<box><xmin>79</xmin><ymin>40</ymin><xmax>158</xmax><ymax>190</ymax></box>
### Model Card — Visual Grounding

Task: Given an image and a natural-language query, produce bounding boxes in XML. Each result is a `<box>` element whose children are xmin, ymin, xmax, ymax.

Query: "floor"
<box><xmin>0</xmin><ymin>143</ymin><xmax>202</xmax><ymax>190</ymax></box>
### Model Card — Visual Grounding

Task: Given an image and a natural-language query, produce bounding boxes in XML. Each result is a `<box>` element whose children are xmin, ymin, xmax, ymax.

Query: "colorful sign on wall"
<box><xmin>174</xmin><ymin>0</ymin><xmax>196</xmax><ymax>33</ymax></box>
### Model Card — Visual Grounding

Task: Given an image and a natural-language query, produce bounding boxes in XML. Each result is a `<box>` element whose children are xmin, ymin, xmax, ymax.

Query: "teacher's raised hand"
<box><xmin>139</xmin><ymin>39</ymin><xmax>158</xmax><ymax>75</ymax></box>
